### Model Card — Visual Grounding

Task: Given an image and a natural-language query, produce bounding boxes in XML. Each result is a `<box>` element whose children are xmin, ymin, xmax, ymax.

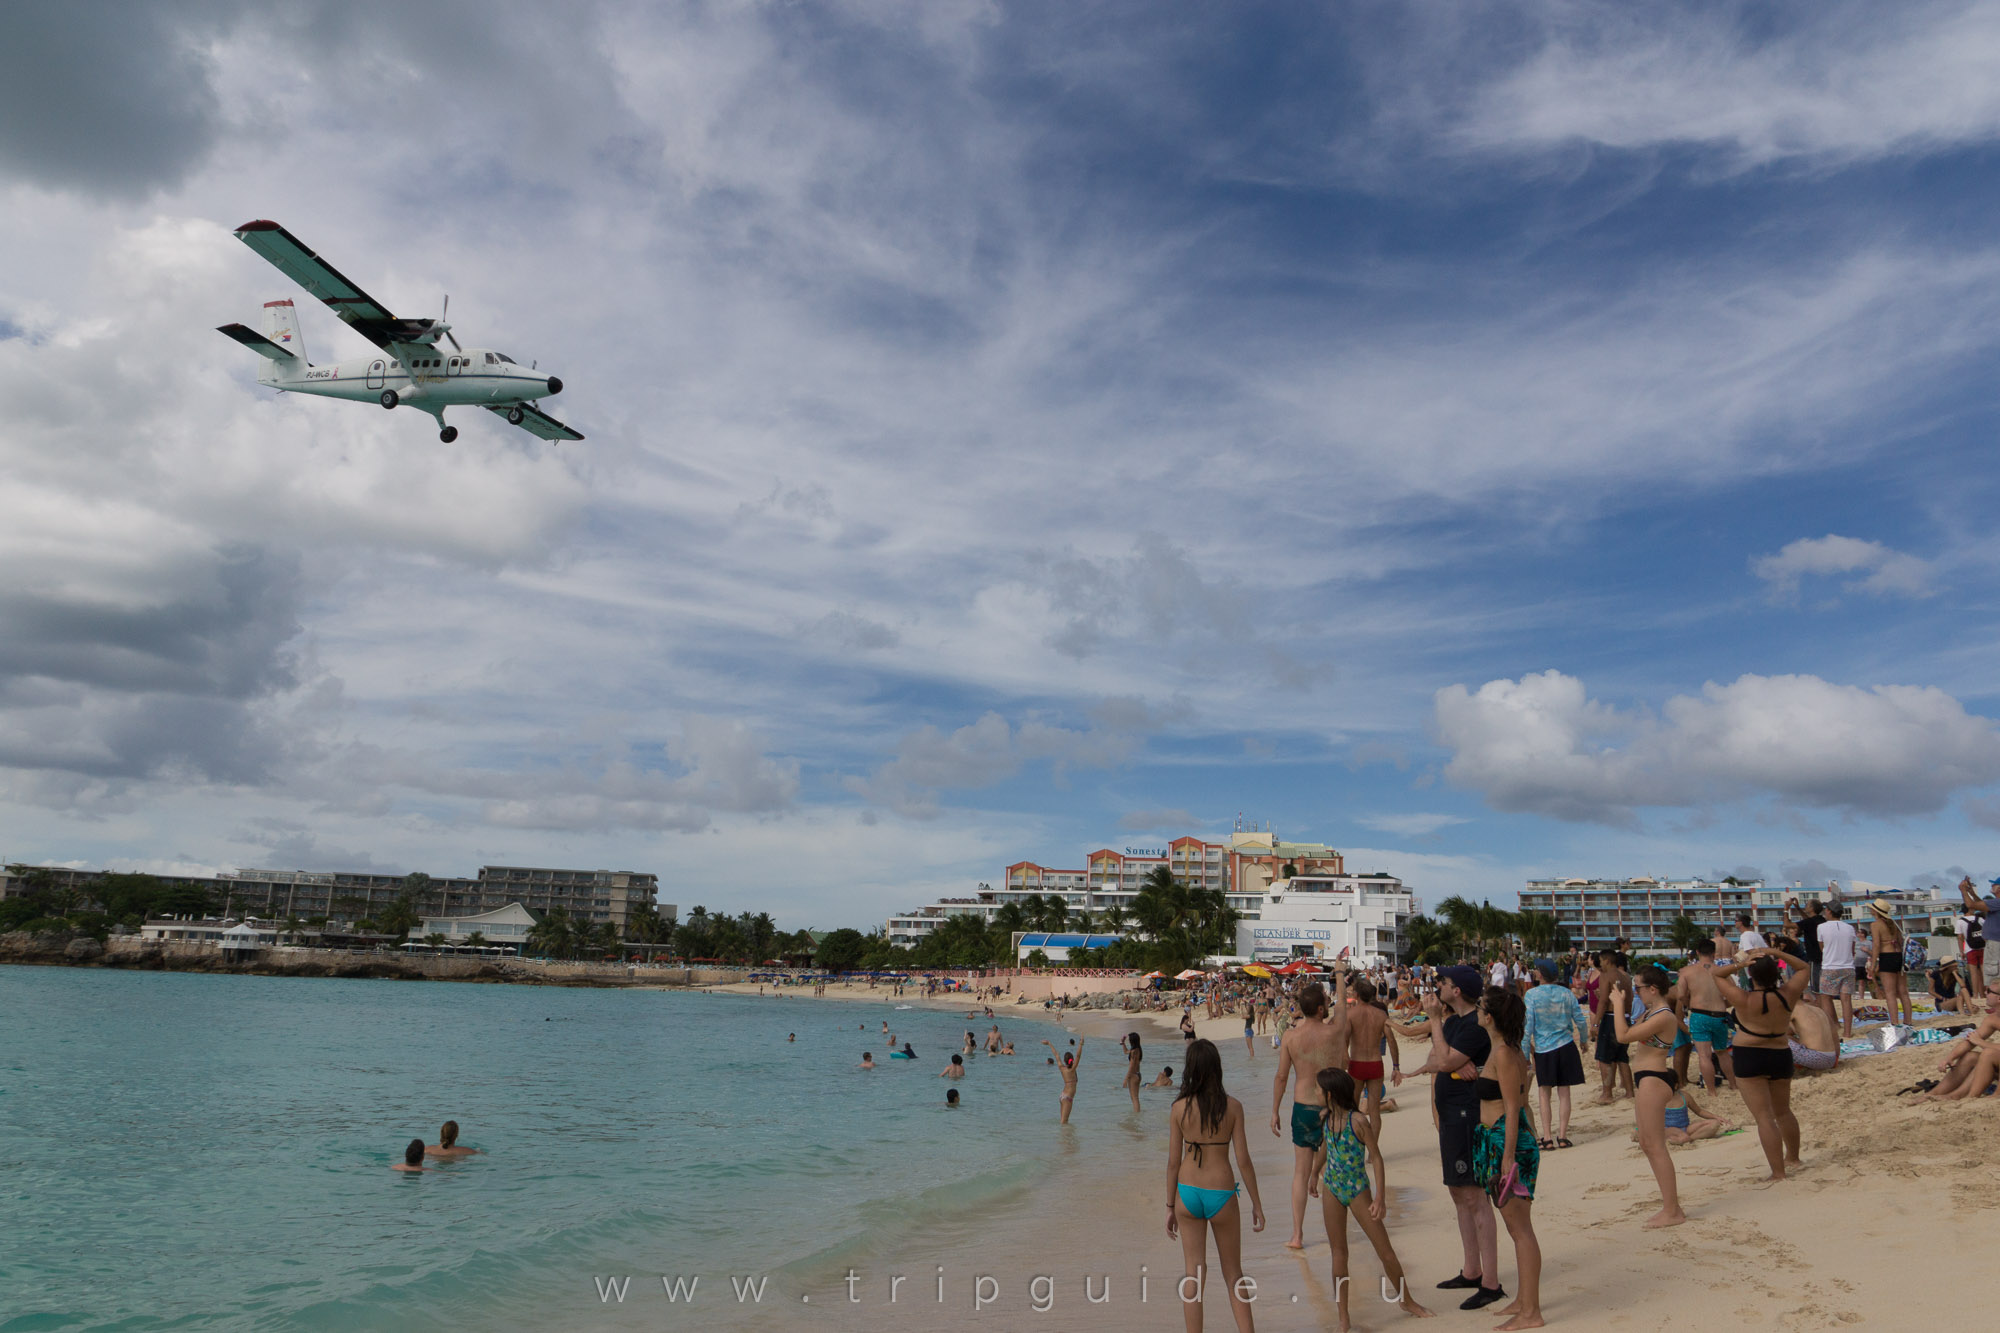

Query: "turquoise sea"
<box><xmin>0</xmin><ymin>968</ymin><xmax>1152</xmax><ymax>1331</ymax></box>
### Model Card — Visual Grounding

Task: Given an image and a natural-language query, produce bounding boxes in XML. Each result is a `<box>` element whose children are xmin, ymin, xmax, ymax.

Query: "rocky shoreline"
<box><xmin>0</xmin><ymin>929</ymin><xmax>730</xmax><ymax>987</ymax></box>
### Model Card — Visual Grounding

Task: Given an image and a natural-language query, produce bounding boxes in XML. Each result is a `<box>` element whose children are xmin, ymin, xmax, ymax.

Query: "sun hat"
<box><xmin>1870</xmin><ymin>898</ymin><xmax>1894</xmax><ymax>917</ymax></box>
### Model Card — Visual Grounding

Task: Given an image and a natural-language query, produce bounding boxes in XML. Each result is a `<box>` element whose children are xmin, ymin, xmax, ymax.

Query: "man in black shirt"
<box><xmin>1792</xmin><ymin>897</ymin><xmax>1828</xmax><ymax>1016</ymax></box>
<box><xmin>1411</xmin><ymin>964</ymin><xmax>1502</xmax><ymax>1310</ymax></box>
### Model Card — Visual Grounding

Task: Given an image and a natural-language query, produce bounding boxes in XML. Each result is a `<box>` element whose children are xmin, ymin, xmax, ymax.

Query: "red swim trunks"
<box><xmin>1349</xmin><ymin>1059</ymin><xmax>1385</xmax><ymax>1081</ymax></box>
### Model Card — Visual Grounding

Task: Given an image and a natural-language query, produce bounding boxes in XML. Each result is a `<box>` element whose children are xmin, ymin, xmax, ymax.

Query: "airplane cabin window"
<box><xmin>484</xmin><ymin>353</ymin><xmax>497</xmax><ymax>364</ymax></box>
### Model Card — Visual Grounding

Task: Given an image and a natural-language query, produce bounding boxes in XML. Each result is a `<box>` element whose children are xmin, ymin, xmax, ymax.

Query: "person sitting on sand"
<box><xmin>1637</xmin><ymin>1084</ymin><xmax>1732</xmax><ymax>1144</ymax></box>
<box><xmin>1150</xmin><ymin>1066</ymin><xmax>1175</xmax><ymax>1087</ymax></box>
<box><xmin>860</xmin><ymin>1052</ymin><xmax>876</xmax><ymax>1069</ymax></box>
<box><xmin>1931</xmin><ymin>958</ymin><xmax>1964</xmax><ymax>1014</ymax></box>
<box><xmin>1787</xmin><ymin>1001</ymin><xmax>1838</xmax><ymax>1074</ymax></box>
<box><xmin>1919</xmin><ymin>989</ymin><xmax>2000</xmax><ymax>1099</ymax></box>
<box><xmin>392</xmin><ymin>1139</ymin><xmax>428</xmax><ymax>1172</ymax></box>
<box><xmin>940</xmin><ymin>1054</ymin><xmax>967</xmax><ymax>1080</ymax></box>
<box><xmin>426</xmin><ymin>1121</ymin><xmax>479</xmax><ymax>1158</ymax></box>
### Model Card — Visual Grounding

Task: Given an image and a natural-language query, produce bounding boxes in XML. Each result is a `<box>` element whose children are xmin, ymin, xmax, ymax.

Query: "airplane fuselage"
<box><xmin>268</xmin><ymin>348</ymin><xmax>559</xmax><ymax>410</ymax></box>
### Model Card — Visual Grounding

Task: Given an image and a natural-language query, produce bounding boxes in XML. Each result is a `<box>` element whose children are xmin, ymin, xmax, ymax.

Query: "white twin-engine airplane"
<box><xmin>216</xmin><ymin>219</ymin><xmax>581</xmax><ymax>443</ymax></box>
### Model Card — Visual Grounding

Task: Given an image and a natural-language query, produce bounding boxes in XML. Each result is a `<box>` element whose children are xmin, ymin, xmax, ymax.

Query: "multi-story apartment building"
<box><xmin>1520</xmin><ymin>877</ymin><xmax>1772</xmax><ymax>950</ymax></box>
<box><xmin>885</xmin><ymin>826</ymin><xmax>1362</xmax><ymax>946</ymax></box>
<box><xmin>1</xmin><ymin>863</ymin><xmax>667</xmax><ymax>934</ymax></box>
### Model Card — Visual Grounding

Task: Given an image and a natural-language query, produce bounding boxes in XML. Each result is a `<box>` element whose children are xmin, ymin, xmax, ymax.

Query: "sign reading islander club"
<box><xmin>1250</xmin><ymin>925</ymin><xmax>1334</xmax><ymax>957</ymax></box>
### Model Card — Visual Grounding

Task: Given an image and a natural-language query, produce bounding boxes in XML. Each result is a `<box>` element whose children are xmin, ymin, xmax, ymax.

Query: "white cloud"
<box><xmin>1449</xmin><ymin>2</ymin><xmax>2000</xmax><ymax>171</ymax></box>
<box><xmin>844</xmin><ymin>710</ymin><xmax>1142</xmax><ymax>820</ymax></box>
<box><xmin>1354</xmin><ymin>812</ymin><xmax>1469</xmax><ymax>838</ymax></box>
<box><xmin>1751</xmin><ymin>534</ymin><xmax>1932</xmax><ymax>600</ymax></box>
<box><xmin>1435</xmin><ymin>670</ymin><xmax>2000</xmax><ymax>826</ymax></box>
<box><xmin>1118</xmin><ymin>807</ymin><xmax>1201</xmax><ymax>832</ymax></box>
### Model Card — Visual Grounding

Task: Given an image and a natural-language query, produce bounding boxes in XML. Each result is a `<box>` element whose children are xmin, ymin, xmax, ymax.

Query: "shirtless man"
<box><xmin>1042</xmin><ymin>1037</ymin><xmax>1084</xmax><ymax>1123</ymax></box>
<box><xmin>1344</xmin><ymin>975</ymin><xmax>1399</xmax><ymax>1139</ymax></box>
<box><xmin>1787</xmin><ymin>999</ymin><xmax>1839</xmax><ymax>1074</ymax></box>
<box><xmin>1269</xmin><ymin>978</ymin><xmax>1348</xmax><ymax>1250</ymax></box>
<box><xmin>1676</xmin><ymin>940</ymin><xmax>1741</xmax><ymax>1092</ymax></box>
<box><xmin>940</xmin><ymin>1054</ymin><xmax>967</xmax><ymax>1080</ymax></box>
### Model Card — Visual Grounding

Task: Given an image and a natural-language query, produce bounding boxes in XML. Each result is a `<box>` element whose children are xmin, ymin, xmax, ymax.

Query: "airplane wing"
<box><xmin>487</xmin><ymin>402</ymin><xmax>585</xmax><ymax>442</ymax></box>
<box><xmin>231</xmin><ymin>220</ymin><xmax>437</xmax><ymax>351</ymax></box>
<box><xmin>215</xmin><ymin>322</ymin><xmax>297</xmax><ymax>361</ymax></box>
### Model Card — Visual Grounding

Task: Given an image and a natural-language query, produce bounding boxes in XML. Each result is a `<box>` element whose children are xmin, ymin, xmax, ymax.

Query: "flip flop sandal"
<box><xmin>1555</xmin><ymin>1137</ymin><xmax>1574</xmax><ymax>1149</ymax></box>
<box><xmin>1536</xmin><ymin>1137</ymin><xmax>1555</xmax><ymax>1149</ymax></box>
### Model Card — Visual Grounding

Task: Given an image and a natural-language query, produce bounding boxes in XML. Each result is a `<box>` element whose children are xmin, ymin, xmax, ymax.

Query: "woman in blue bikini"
<box><xmin>1166</xmin><ymin>1039</ymin><xmax>1265</xmax><ymax>1333</ymax></box>
<box><xmin>1306</xmin><ymin>1067</ymin><xmax>1433</xmax><ymax>1331</ymax></box>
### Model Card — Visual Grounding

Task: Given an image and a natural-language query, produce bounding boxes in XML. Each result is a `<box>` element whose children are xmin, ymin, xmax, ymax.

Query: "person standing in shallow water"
<box><xmin>1166</xmin><ymin>1039</ymin><xmax>1265</xmax><ymax>1333</ymax></box>
<box><xmin>1123</xmin><ymin>1033</ymin><xmax>1146</xmax><ymax>1112</ymax></box>
<box><xmin>1043</xmin><ymin>1038</ymin><xmax>1083</xmax><ymax>1123</ymax></box>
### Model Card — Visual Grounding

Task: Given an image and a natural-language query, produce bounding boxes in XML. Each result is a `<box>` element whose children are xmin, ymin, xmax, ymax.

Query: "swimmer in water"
<box><xmin>860</xmin><ymin>1052</ymin><xmax>876</xmax><ymax>1069</ymax></box>
<box><xmin>425</xmin><ymin>1120</ymin><xmax>479</xmax><ymax>1158</ymax></box>
<box><xmin>1150</xmin><ymin>1066</ymin><xmax>1176</xmax><ymax>1088</ymax></box>
<box><xmin>946</xmin><ymin>1088</ymin><xmax>961</xmax><ymax>1108</ymax></box>
<box><xmin>788</xmin><ymin>1033</ymin><xmax>796</xmax><ymax>1042</ymax></box>
<box><xmin>391</xmin><ymin>1139</ymin><xmax>428</xmax><ymax>1172</ymax></box>
<box><xmin>941</xmin><ymin>1054</ymin><xmax>968</xmax><ymax>1080</ymax></box>
<box><xmin>1003</xmin><ymin>1042</ymin><xmax>1016</xmax><ymax>1055</ymax></box>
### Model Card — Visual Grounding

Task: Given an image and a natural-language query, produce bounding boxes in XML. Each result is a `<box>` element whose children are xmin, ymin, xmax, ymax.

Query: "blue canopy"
<box><xmin>1018</xmin><ymin>933</ymin><xmax>1124</xmax><ymax>949</ymax></box>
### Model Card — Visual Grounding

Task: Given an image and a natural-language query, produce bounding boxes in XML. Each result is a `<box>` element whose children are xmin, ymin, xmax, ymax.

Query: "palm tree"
<box><xmin>465</xmin><ymin>931</ymin><xmax>489</xmax><ymax>951</ymax></box>
<box><xmin>993</xmin><ymin>902</ymin><xmax>1027</xmax><ymax>938</ymax></box>
<box><xmin>1666</xmin><ymin>914</ymin><xmax>1706</xmax><ymax>954</ymax></box>
<box><xmin>1045</xmin><ymin>898</ymin><xmax>1070</xmax><ymax>931</ymax></box>
<box><xmin>527</xmin><ymin>908</ymin><xmax>577</xmax><ymax>959</ymax></box>
<box><xmin>1021</xmin><ymin>893</ymin><xmax>1050</xmax><ymax>930</ymax></box>
<box><xmin>423</xmin><ymin>931</ymin><xmax>448</xmax><ymax>950</ymax></box>
<box><xmin>1433</xmin><ymin>895</ymin><xmax>1479</xmax><ymax>957</ymax></box>
<box><xmin>1098</xmin><ymin>902</ymin><xmax>1129</xmax><ymax>936</ymax></box>
<box><xmin>1401</xmin><ymin>914</ymin><xmax>1457</xmax><ymax>965</ymax></box>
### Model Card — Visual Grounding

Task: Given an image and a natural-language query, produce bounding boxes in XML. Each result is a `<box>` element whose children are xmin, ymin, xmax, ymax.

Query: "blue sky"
<box><xmin>4</xmin><ymin>1</ymin><xmax>2000</xmax><ymax>926</ymax></box>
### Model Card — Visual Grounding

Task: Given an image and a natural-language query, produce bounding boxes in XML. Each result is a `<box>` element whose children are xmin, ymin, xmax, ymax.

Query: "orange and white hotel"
<box><xmin>885</xmin><ymin>827</ymin><xmax>1365</xmax><ymax>943</ymax></box>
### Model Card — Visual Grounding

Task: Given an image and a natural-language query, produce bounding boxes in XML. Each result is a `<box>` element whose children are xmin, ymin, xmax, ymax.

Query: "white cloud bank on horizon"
<box><xmin>1434</xmin><ymin>670</ymin><xmax>2000</xmax><ymax>827</ymax></box>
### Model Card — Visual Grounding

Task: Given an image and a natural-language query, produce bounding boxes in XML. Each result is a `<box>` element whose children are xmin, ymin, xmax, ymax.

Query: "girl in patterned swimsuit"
<box><xmin>1307</xmin><ymin>1068</ymin><xmax>1433</xmax><ymax>1331</ymax></box>
<box><xmin>1475</xmin><ymin>989</ymin><xmax>1544</xmax><ymax>1331</ymax></box>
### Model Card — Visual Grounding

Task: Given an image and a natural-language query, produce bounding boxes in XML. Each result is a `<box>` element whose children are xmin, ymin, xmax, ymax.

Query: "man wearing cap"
<box><xmin>1960</xmin><ymin>877</ymin><xmax>2000</xmax><ymax>994</ymax></box>
<box><xmin>1408</xmin><ymin>964</ymin><xmax>1503</xmax><ymax>1310</ymax></box>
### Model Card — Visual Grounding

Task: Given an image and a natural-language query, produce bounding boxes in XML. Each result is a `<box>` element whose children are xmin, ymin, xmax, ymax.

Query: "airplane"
<box><xmin>216</xmin><ymin>219</ymin><xmax>581</xmax><ymax>443</ymax></box>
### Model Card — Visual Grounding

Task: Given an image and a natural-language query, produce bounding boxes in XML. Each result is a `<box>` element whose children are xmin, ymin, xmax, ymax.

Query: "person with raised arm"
<box><xmin>1042</xmin><ymin>1037</ymin><xmax>1083</xmax><ymax>1123</ymax></box>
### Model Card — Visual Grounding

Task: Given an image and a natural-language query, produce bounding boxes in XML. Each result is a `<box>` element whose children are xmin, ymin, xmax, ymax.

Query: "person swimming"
<box><xmin>946</xmin><ymin>1088</ymin><xmax>961</xmax><ymax>1108</ymax></box>
<box><xmin>940</xmin><ymin>1054</ymin><xmax>967</xmax><ymax>1079</ymax></box>
<box><xmin>425</xmin><ymin>1120</ymin><xmax>479</xmax><ymax>1158</ymax></box>
<box><xmin>788</xmin><ymin>1033</ymin><xmax>796</xmax><ymax>1042</ymax></box>
<box><xmin>1149</xmin><ymin>1066</ymin><xmax>1175</xmax><ymax>1088</ymax></box>
<box><xmin>860</xmin><ymin>1052</ymin><xmax>876</xmax><ymax>1069</ymax></box>
<box><xmin>890</xmin><ymin>1042</ymin><xmax>917</xmax><ymax>1059</ymax></box>
<box><xmin>391</xmin><ymin>1139</ymin><xmax>427</xmax><ymax>1172</ymax></box>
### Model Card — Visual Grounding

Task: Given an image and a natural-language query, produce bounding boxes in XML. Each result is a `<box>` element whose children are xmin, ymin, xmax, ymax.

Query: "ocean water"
<box><xmin>0</xmin><ymin>968</ymin><xmax>1148</xmax><ymax>1331</ymax></box>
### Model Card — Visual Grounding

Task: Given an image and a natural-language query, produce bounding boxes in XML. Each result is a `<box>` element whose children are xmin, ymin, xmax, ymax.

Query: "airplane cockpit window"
<box><xmin>484</xmin><ymin>352</ymin><xmax>497</xmax><ymax>365</ymax></box>
<box><xmin>495</xmin><ymin>352</ymin><xmax>516</xmax><ymax>364</ymax></box>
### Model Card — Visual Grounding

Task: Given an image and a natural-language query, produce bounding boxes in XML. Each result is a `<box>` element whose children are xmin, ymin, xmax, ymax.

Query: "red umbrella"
<box><xmin>1274</xmin><ymin>959</ymin><xmax>1325</xmax><ymax>975</ymax></box>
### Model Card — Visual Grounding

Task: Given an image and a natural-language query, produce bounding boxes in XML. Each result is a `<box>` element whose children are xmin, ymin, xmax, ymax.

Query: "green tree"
<box><xmin>465</xmin><ymin>932</ymin><xmax>488</xmax><ymax>950</ymax></box>
<box><xmin>816</xmin><ymin>927</ymin><xmax>867</xmax><ymax>972</ymax></box>
<box><xmin>527</xmin><ymin>908</ymin><xmax>578</xmax><ymax>959</ymax></box>
<box><xmin>423</xmin><ymin>932</ymin><xmax>448</xmax><ymax>949</ymax></box>
<box><xmin>1401</xmin><ymin>914</ymin><xmax>1457</xmax><ymax>965</ymax></box>
<box><xmin>1666</xmin><ymin>914</ymin><xmax>1706</xmax><ymax>953</ymax></box>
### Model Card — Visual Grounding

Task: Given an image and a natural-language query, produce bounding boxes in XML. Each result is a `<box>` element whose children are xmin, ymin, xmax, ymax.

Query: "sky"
<box><xmin>5</xmin><ymin>0</ymin><xmax>2000</xmax><ymax>929</ymax></box>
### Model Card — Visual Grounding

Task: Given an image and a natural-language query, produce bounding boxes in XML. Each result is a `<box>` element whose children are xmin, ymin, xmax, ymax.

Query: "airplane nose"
<box><xmin>545</xmin><ymin>376</ymin><xmax>563</xmax><ymax>396</ymax></box>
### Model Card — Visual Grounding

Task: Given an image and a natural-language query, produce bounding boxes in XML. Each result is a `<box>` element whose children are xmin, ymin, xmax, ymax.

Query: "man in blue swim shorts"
<box><xmin>1677</xmin><ymin>939</ymin><xmax>1737</xmax><ymax>1090</ymax></box>
<box><xmin>1271</xmin><ymin>979</ymin><xmax>1345</xmax><ymax>1251</ymax></box>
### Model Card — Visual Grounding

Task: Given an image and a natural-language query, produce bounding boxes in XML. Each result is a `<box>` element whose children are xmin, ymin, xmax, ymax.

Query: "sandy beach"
<box><xmin>699</xmin><ymin>980</ymin><xmax>1995</xmax><ymax>1330</ymax></box>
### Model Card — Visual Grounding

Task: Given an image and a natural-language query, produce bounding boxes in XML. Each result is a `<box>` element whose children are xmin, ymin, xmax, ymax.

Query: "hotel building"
<box><xmin>885</xmin><ymin>827</ymin><xmax>1377</xmax><ymax>947</ymax></box>
<box><xmin>1519</xmin><ymin>876</ymin><xmax>1959</xmax><ymax>952</ymax></box>
<box><xmin>1238</xmin><ymin>871</ymin><xmax>1419</xmax><ymax>966</ymax></box>
<box><xmin>2</xmin><ymin>863</ymin><xmax>667</xmax><ymax>934</ymax></box>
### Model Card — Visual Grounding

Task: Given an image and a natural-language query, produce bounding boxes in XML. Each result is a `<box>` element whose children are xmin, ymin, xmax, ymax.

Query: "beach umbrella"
<box><xmin>1175</xmin><ymin>969</ymin><xmax>1204</xmax><ymax>980</ymax></box>
<box><xmin>1242</xmin><ymin>964</ymin><xmax>1273</xmax><ymax>978</ymax></box>
<box><xmin>1143</xmin><ymin>970</ymin><xmax>1166</xmax><ymax>978</ymax></box>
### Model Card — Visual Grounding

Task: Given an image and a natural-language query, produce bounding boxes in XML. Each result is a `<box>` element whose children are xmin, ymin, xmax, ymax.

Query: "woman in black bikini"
<box><xmin>1610</xmin><ymin>965</ymin><xmax>1685</xmax><ymax>1229</ymax></box>
<box><xmin>1717</xmin><ymin>949</ymin><xmax>1809</xmax><ymax>1180</ymax></box>
<box><xmin>1868</xmin><ymin>900</ymin><xmax>1914</xmax><ymax>1027</ymax></box>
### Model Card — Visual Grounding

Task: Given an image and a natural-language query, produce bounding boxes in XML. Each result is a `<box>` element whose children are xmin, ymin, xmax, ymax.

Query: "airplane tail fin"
<box><xmin>260</xmin><ymin>299</ymin><xmax>306</xmax><ymax>380</ymax></box>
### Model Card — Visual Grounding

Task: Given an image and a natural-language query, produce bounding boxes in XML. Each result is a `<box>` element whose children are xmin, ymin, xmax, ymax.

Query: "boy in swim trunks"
<box><xmin>1271</xmin><ymin>978</ymin><xmax>1348</xmax><ymax>1252</ymax></box>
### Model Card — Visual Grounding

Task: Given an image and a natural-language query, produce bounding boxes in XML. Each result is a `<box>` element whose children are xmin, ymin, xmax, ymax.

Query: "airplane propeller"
<box><xmin>438</xmin><ymin>294</ymin><xmax>462</xmax><ymax>351</ymax></box>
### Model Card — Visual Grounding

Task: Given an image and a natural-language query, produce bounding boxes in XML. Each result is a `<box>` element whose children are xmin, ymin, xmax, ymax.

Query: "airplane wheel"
<box><xmin>380</xmin><ymin>390</ymin><xmax>399</xmax><ymax>409</ymax></box>
<box><xmin>507</xmin><ymin>405</ymin><xmax>526</xmax><ymax>425</ymax></box>
<box><xmin>439</xmin><ymin>426</ymin><xmax>459</xmax><ymax>443</ymax></box>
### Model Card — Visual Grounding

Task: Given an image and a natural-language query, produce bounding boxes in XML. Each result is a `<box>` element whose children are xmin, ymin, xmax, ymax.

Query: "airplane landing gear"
<box><xmin>380</xmin><ymin>389</ymin><xmax>399</xmax><ymax>409</ymax></box>
<box><xmin>506</xmin><ymin>405</ymin><xmax>526</xmax><ymax>425</ymax></box>
<box><xmin>439</xmin><ymin>425</ymin><xmax>459</xmax><ymax>443</ymax></box>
